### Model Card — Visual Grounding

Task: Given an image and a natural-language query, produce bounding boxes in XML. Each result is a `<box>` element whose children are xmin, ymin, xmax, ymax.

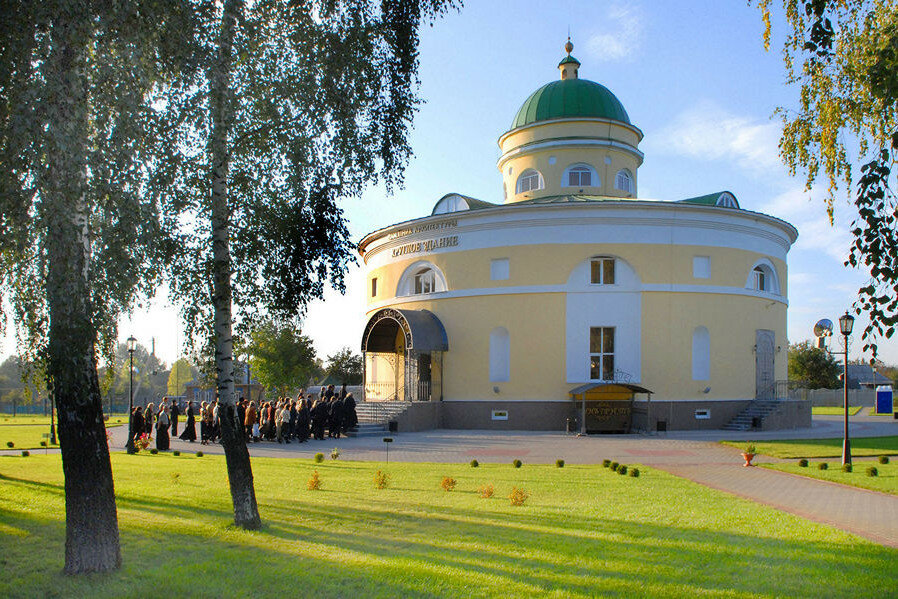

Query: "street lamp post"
<box><xmin>837</xmin><ymin>312</ymin><xmax>855</xmax><ymax>465</ymax></box>
<box><xmin>126</xmin><ymin>335</ymin><xmax>137</xmax><ymax>453</ymax></box>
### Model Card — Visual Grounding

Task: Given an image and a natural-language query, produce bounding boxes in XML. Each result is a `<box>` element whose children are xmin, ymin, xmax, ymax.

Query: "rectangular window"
<box><xmin>693</xmin><ymin>256</ymin><xmax>710</xmax><ymax>279</ymax></box>
<box><xmin>371</xmin><ymin>277</ymin><xmax>378</xmax><ymax>297</ymax></box>
<box><xmin>568</xmin><ymin>170</ymin><xmax>591</xmax><ymax>186</ymax></box>
<box><xmin>490</xmin><ymin>258</ymin><xmax>510</xmax><ymax>281</ymax></box>
<box><xmin>589</xmin><ymin>326</ymin><xmax>615</xmax><ymax>381</ymax></box>
<box><xmin>753</xmin><ymin>268</ymin><xmax>766</xmax><ymax>291</ymax></box>
<box><xmin>414</xmin><ymin>271</ymin><xmax>434</xmax><ymax>294</ymax></box>
<box><xmin>590</xmin><ymin>258</ymin><xmax>615</xmax><ymax>285</ymax></box>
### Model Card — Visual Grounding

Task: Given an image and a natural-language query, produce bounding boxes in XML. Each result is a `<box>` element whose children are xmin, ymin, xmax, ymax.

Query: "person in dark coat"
<box><xmin>339</xmin><ymin>384</ymin><xmax>347</xmax><ymax>400</ymax></box>
<box><xmin>143</xmin><ymin>402</ymin><xmax>155</xmax><ymax>436</ymax></box>
<box><xmin>288</xmin><ymin>400</ymin><xmax>297</xmax><ymax>441</ymax></box>
<box><xmin>327</xmin><ymin>396</ymin><xmax>341</xmax><ymax>438</ymax></box>
<box><xmin>342</xmin><ymin>392</ymin><xmax>358</xmax><ymax>435</ymax></box>
<box><xmin>130</xmin><ymin>407</ymin><xmax>145</xmax><ymax>448</ymax></box>
<box><xmin>296</xmin><ymin>397</ymin><xmax>310</xmax><ymax>442</ymax></box>
<box><xmin>170</xmin><ymin>400</ymin><xmax>180</xmax><ymax>437</ymax></box>
<box><xmin>180</xmin><ymin>401</ymin><xmax>197</xmax><ymax>442</ymax></box>
<box><xmin>310</xmin><ymin>400</ymin><xmax>326</xmax><ymax>440</ymax></box>
<box><xmin>236</xmin><ymin>398</ymin><xmax>246</xmax><ymax>440</ymax></box>
<box><xmin>155</xmin><ymin>406</ymin><xmax>170</xmax><ymax>450</ymax></box>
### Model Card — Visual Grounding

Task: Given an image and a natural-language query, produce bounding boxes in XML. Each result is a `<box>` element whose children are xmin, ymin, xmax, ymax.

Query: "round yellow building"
<box><xmin>358</xmin><ymin>44</ymin><xmax>805</xmax><ymax>432</ymax></box>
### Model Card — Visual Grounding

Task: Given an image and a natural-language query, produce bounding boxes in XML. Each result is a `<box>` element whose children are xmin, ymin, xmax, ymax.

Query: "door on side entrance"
<box><xmin>755</xmin><ymin>329</ymin><xmax>775</xmax><ymax>399</ymax></box>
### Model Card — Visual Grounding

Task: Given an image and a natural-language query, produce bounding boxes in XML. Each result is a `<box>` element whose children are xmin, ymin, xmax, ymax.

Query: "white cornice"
<box><xmin>497</xmin><ymin>137</ymin><xmax>644</xmax><ymax>169</ymax></box>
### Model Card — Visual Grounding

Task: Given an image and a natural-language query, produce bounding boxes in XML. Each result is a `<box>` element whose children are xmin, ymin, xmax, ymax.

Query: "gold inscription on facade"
<box><xmin>388</xmin><ymin>219</ymin><xmax>458</xmax><ymax>240</ymax></box>
<box><xmin>391</xmin><ymin>235</ymin><xmax>459</xmax><ymax>258</ymax></box>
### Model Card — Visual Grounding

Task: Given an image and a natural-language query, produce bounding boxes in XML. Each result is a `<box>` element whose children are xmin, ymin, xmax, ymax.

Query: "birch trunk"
<box><xmin>44</xmin><ymin>8</ymin><xmax>121</xmax><ymax>573</ymax></box>
<box><xmin>210</xmin><ymin>0</ymin><xmax>262</xmax><ymax>530</ymax></box>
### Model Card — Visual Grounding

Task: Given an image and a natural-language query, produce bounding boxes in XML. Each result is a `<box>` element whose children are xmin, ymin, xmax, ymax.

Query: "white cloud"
<box><xmin>585</xmin><ymin>4</ymin><xmax>644</xmax><ymax>62</ymax></box>
<box><xmin>650</xmin><ymin>100</ymin><xmax>783</xmax><ymax>172</ymax></box>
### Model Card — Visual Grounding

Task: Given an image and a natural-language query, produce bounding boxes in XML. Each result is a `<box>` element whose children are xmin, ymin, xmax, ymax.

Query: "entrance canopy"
<box><xmin>362</xmin><ymin>308</ymin><xmax>449</xmax><ymax>353</ymax></box>
<box><xmin>569</xmin><ymin>382</ymin><xmax>653</xmax><ymax>434</ymax></box>
<box><xmin>569</xmin><ymin>382</ymin><xmax>652</xmax><ymax>399</ymax></box>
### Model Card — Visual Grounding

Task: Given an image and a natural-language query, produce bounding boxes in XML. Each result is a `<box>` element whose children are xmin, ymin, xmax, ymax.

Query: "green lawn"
<box><xmin>0</xmin><ymin>454</ymin><xmax>895</xmax><ymax>598</ymax></box>
<box><xmin>811</xmin><ymin>406</ymin><xmax>863</xmax><ymax>416</ymax></box>
<box><xmin>0</xmin><ymin>417</ymin><xmax>126</xmax><ymax>450</ymax></box>
<box><xmin>722</xmin><ymin>436</ymin><xmax>898</xmax><ymax>459</ymax></box>
<box><xmin>763</xmin><ymin>460</ymin><xmax>897</xmax><ymax>496</ymax></box>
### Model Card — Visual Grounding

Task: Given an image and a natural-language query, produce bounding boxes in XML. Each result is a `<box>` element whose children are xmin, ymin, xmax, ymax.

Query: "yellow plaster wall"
<box><xmin>499</xmin><ymin>120</ymin><xmax>641</xmax><ymax>152</ymax></box>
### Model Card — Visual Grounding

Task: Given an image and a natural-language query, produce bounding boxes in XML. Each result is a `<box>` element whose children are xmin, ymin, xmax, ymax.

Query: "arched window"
<box><xmin>489</xmin><ymin>327</ymin><xmax>510</xmax><ymax>382</ymax></box>
<box><xmin>615</xmin><ymin>169</ymin><xmax>634</xmax><ymax>193</ymax></box>
<box><xmin>692</xmin><ymin>326</ymin><xmax>710</xmax><ymax>381</ymax></box>
<box><xmin>516</xmin><ymin>169</ymin><xmax>543</xmax><ymax>194</ymax></box>
<box><xmin>563</xmin><ymin>164</ymin><xmax>597</xmax><ymax>188</ymax></box>
<box><xmin>746</xmin><ymin>259</ymin><xmax>780</xmax><ymax>295</ymax></box>
<box><xmin>396</xmin><ymin>261</ymin><xmax>448</xmax><ymax>296</ymax></box>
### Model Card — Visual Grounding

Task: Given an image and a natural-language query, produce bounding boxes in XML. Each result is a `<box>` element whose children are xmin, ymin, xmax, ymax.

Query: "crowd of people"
<box><xmin>128</xmin><ymin>384</ymin><xmax>358</xmax><ymax>451</ymax></box>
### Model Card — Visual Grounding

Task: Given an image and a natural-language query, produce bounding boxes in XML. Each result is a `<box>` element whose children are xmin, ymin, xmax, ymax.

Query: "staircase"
<box><xmin>722</xmin><ymin>400</ymin><xmax>782</xmax><ymax>431</ymax></box>
<box><xmin>346</xmin><ymin>401</ymin><xmax>412</xmax><ymax>437</ymax></box>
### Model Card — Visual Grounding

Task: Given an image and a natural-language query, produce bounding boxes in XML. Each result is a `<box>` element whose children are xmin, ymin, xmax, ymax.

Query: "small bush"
<box><xmin>470</xmin><ymin>459</ymin><xmax>479</xmax><ymax>468</ymax></box>
<box><xmin>373</xmin><ymin>470</ymin><xmax>390</xmax><ymax>490</ymax></box>
<box><xmin>818</xmin><ymin>462</ymin><xmax>828</xmax><ymax>470</ymax></box>
<box><xmin>629</xmin><ymin>468</ymin><xmax>640</xmax><ymax>478</ymax></box>
<box><xmin>478</xmin><ymin>484</ymin><xmax>494</xmax><ymax>499</ymax></box>
<box><xmin>173</xmin><ymin>450</ymin><xmax>180</xmax><ymax>456</ymax></box>
<box><xmin>556</xmin><ymin>459</ymin><xmax>565</xmax><ymax>468</ymax></box>
<box><xmin>867</xmin><ymin>466</ymin><xmax>879</xmax><ymax>477</ymax></box>
<box><xmin>6</xmin><ymin>441</ymin><xmax>13</xmax><ymax>448</ymax></box>
<box><xmin>441</xmin><ymin>476</ymin><xmax>457</xmax><ymax>492</ymax></box>
<box><xmin>314</xmin><ymin>452</ymin><xmax>324</xmax><ymax>463</ymax></box>
<box><xmin>512</xmin><ymin>459</ymin><xmax>522</xmax><ymax>468</ymax></box>
<box><xmin>508</xmin><ymin>487</ymin><xmax>529</xmax><ymax>506</ymax></box>
<box><xmin>196</xmin><ymin>451</ymin><xmax>204</xmax><ymax>457</ymax></box>
<box><xmin>798</xmin><ymin>459</ymin><xmax>808</xmax><ymax>467</ymax></box>
<box><xmin>307</xmin><ymin>470</ymin><xmax>321</xmax><ymax>490</ymax></box>
<box><xmin>149</xmin><ymin>448</ymin><xmax>158</xmax><ymax>455</ymax></box>
<box><xmin>610</xmin><ymin>462</ymin><xmax>619</xmax><ymax>472</ymax></box>
<box><xmin>602</xmin><ymin>459</ymin><xmax>611</xmax><ymax>468</ymax></box>
<box><xmin>21</xmin><ymin>450</ymin><xmax>29</xmax><ymax>457</ymax></box>
<box><xmin>879</xmin><ymin>456</ymin><xmax>889</xmax><ymax>465</ymax></box>
<box><xmin>330</xmin><ymin>448</ymin><xmax>340</xmax><ymax>460</ymax></box>
<box><xmin>841</xmin><ymin>464</ymin><xmax>852</xmax><ymax>473</ymax></box>
<box><xmin>617</xmin><ymin>465</ymin><xmax>628</xmax><ymax>475</ymax></box>
<box><xmin>40</xmin><ymin>441</ymin><xmax>47</xmax><ymax>447</ymax></box>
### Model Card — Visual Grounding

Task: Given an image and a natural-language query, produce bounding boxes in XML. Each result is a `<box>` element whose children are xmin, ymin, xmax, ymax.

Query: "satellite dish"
<box><xmin>814</xmin><ymin>319</ymin><xmax>834</xmax><ymax>338</ymax></box>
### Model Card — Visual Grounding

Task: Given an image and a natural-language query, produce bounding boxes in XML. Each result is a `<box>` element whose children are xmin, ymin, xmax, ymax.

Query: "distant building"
<box><xmin>844</xmin><ymin>365</ymin><xmax>894</xmax><ymax>389</ymax></box>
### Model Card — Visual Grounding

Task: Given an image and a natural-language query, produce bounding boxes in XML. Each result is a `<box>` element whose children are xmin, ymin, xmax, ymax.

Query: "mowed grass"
<box><xmin>0</xmin><ymin>455</ymin><xmax>896</xmax><ymax>598</ymax></box>
<box><xmin>763</xmin><ymin>460</ymin><xmax>898</xmax><ymax>496</ymax></box>
<box><xmin>811</xmin><ymin>406</ymin><xmax>863</xmax><ymax>416</ymax></box>
<box><xmin>722</xmin><ymin>436</ymin><xmax>898</xmax><ymax>459</ymax></box>
<box><xmin>0</xmin><ymin>416</ymin><xmax>126</xmax><ymax>450</ymax></box>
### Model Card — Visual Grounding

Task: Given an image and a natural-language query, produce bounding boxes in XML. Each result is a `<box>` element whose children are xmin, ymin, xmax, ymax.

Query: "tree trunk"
<box><xmin>44</xmin><ymin>9</ymin><xmax>121</xmax><ymax>574</ymax></box>
<box><xmin>210</xmin><ymin>0</ymin><xmax>262</xmax><ymax>530</ymax></box>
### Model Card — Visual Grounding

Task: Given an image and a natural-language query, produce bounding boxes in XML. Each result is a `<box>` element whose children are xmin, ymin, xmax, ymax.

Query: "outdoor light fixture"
<box><xmin>813</xmin><ymin>313</ymin><xmax>854</xmax><ymax>465</ymax></box>
<box><xmin>126</xmin><ymin>335</ymin><xmax>137</xmax><ymax>453</ymax></box>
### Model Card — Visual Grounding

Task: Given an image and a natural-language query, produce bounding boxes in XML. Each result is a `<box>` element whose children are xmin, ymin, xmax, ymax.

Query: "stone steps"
<box><xmin>722</xmin><ymin>400</ymin><xmax>783</xmax><ymax>431</ymax></box>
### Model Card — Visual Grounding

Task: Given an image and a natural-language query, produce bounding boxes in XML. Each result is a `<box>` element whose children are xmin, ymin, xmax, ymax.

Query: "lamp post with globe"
<box><xmin>814</xmin><ymin>311</ymin><xmax>856</xmax><ymax>465</ymax></box>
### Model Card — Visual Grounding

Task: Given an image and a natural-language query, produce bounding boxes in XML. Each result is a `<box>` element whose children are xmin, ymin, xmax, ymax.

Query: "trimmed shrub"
<box><xmin>867</xmin><ymin>466</ymin><xmax>879</xmax><ymax>477</ymax></box>
<box><xmin>40</xmin><ymin>441</ymin><xmax>47</xmax><ymax>447</ymax></box>
<box><xmin>556</xmin><ymin>459</ymin><xmax>565</xmax><ymax>468</ymax></box>
<box><xmin>314</xmin><ymin>452</ymin><xmax>325</xmax><ymax>463</ymax></box>
<box><xmin>149</xmin><ymin>448</ymin><xmax>158</xmax><ymax>455</ymax></box>
<box><xmin>173</xmin><ymin>450</ymin><xmax>180</xmax><ymax>456</ymax></box>
<box><xmin>196</xmin><ymin>451</ymin><xmax>204</xmax><ymax>457</ymax></box>
<box><xmin>21</xmin><ymin>450</ymin><xmax>29</xmax><ymax>457</ymax></box>
<box><xmin>478</xmin><ymin>484</ymin><xmax>494</xmax><ymax>498</ymax></box>
<box><xmin>629</xmin><ymin>468</ymin><xmax>640</xmax><ymax>478</ymax></box>
<box><xmin>330</xmin><ymin>448</ymin><xmax>340</xmax><ymax>460</ymax></box>
<box><xmin>841</xmin><ymin>464</ymin><xmax>852</xmax><ymax>473</ymax></box>
<box><xmin>617</xmin><ymin>465</ymin><xmax>628</xmax><ymax>475</ymax></box>
<box><xmin>508</xmin><ymin>486</ymin><xmax>529</xmax><ymax>506</ymax></box>
<box><xmin>6</xmin><ymin>441</ymin><xmax>13</xmax><ymax>448</ymax></box>
<box><xmin>818</xmin><ymin>462</ymin><xmax>828</xmax><ymax>470</ymax></box>
<box><xmin>470</xmin><ymin>459</ymin><xmax>479</xmax><ymax>468</ymax></box>
<box><xmin>602</xmin><ymin>459</ymin><xmax>611</xmax><ymax>468</ymax></box>
<box><xmin>798</xmin><ymin>459</ymin><xmax>809</xmax><ymax>467</ymax></box>
<box><xmin>441</xmin><ymin>476</ymin><xmax>457</xmax><ymax>492</ymax></box>
<box><xmin>307</xmin><ymin>470</ymin><xmax>322</xmax><ymax>490</ymax></box>
<box><xmin>512</xmin><ymin>459</ymin><xmax>523</xmax><ymax>468</ymax></box>
<box><xmin>610</xmin><ymin>462</ymin><xmax>619</xmax><ymax>472</ymax></box>
<box><xmin>374</xmin><ymin>470</ymin><xmax>390</xmax><ymax>490</ymax></box>
<box><xmin>879</xmin><ymin>456</ymin><xmax>890</xmax><ymax>465</ymax></box>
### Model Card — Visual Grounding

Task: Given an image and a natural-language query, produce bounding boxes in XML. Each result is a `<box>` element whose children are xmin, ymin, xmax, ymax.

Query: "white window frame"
<box><xmin>590</xmin><ymin>257</ymin><xmax>616</xmax><ymax>285</ymax></box>
<box><xmin>396</xmin><ymin>260</ymin><xmax>448</xmax><ymax>297</ymax></box>
<box><xmin>516</xmin><ymin>169</ymin><xmax>544</xmax><ymax>194</ymax></box>
<box><xmin>615</xmin><ymin>169</ymin><xmax>634</xmax><ymax>193</ymax></box>
<box><xmin>745</xmin><ymin>259</ymin><xmax>780</xmax><ymax>295</ymax></box>
<box><xmin>414</xmin><ymin>268</ymin><xmax>435</xmax><ymax>295</ymax></box>
<box><xmin>589</xmin><ymin>326</ymin><xmax>615</xmax><ymax>381</ymax></box>
<box><xmin>563</xmin><ymin>164</ymin><xmax>597</xmax><ymax>188</ymax></box>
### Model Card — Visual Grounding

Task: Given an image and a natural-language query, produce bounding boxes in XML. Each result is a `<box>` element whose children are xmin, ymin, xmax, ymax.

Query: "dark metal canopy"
<box><xmin>569</xmin><ymin>382</ymin><xmax>653</xmax><ymax>396</ymax></box>
<box><xmin>362</xmin><ymin>308</ymin><xmax>449</xmax><ymax>354</ymax></box>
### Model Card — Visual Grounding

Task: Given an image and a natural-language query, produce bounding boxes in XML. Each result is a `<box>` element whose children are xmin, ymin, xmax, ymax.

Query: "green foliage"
<box><xmin>602</xmin><ymin>459</ymin><xmax>611</xmax><ymax>468</ymax></box>
<box><xmin>799</xmin><ymin>459</ymin><xmax>809</xmax><ymax>467</ymax></box>
<box><xmin>629</xmin><ymin>468</ymin><xmax>640</xmax><ymax>478</ymax></box>
<box><xmin>314</xmin><ymin>453</ymin><xmax>325</xmax><ymax>463</ymax></box>
<box><xmin>6</xmin><ymin>441</ymin><xmax>12</xmax><ymax>448</ymax></box>
<box><xmin>867</xmin><ymin>466</ymin><xmax>879</xmax><ymax>477</ymax></box>
<box><xmin>508</xmin><ymin>487</ymin><xmax>529</xmax><ymax>506</ymax></box>
<box><xmin>167</xmin><ymin>359</ymin><xmax>195</xmax><ymax>397</ymax></box>
<box><xmin>307</xmin><ymin>470</ymin><xmax>321</xmax><ymax>491</ymax></box>
<box><xmin>440</xmin><ymin>477</ymin><xmax>457</xmax><ymax>492</ymax></box>
<box><xmin>512</xmin><ymin>459</ymin><xmax>522</xmax><ymax>468</ymax></box>
<box><xmin>173</xmin><ymin>451</ymin><xmax>180</xmax><ymax>457</ymax></box>
<box><xmin>818</xmin><ymin>462</ymin><xmax>829</xmax><ymax>470</ymax></box>
<box><xmin>196</xmin><ymin>452</ymin><xmax>203</xmax><ymax>458</ymax></box>
<box><xmin>754</xmin><ymin>0</ymin><xmax>898</xmax><ymax>354</ymax></box>
<box><xmin>150</xmin><ymin>449</ymin><xmax>158</xmax><ymax>455</ymax></box>
<box><xmin>788</xmin><ymin>341</ymin><xmax>841</xmax><ymax>389</ymax></box>
<box><xmin>477</xmin><ymin>484</ymin><xmax>494</xmax><ymax>498</ymax></box>
<box><xmin>330</xmin><ymin>448</ymin><xmax>340</xmax><ymax>461</ymax></box>
<box><xmin>556</xmin><ymin>459</ymin><xmax>565</xmax><ymax>468</ymax></box>
<box><xmin>880</xmin><ymin>455</ymin><xmax>890</xmax><ymax>464</ymax></box>
<box><xmin>469</xmin><ymin>459</ymin><xmax>479</xmax><ymax>468</ymax></box>
<box><xmin>745</xmin><ymin>442</ymin><xmax>757</xmax><ymax>455</ymax></box>
<box><xmin>244</xmin><ymin>320</ymin><xmax>318</xmax><ymax>396</ymax></box>
<box><xmin>610</xmin><ymin>462</ymin><xmax>619</xmax><ymax>471</ymax></box>
<box><xmin>722</xmin><ymin>436</ymin><xmax>898</xmax><ymax>458</ymax></box>
<box><xmin>617</xmin><ymin>465</ymin><xmax>628</xmax><ymax>475</ymax></box>
<box><xmin>841</xmin><ymin>464</ymin><xmax>853</xmax><ymax>473</ymax></box>
<box><xmin>325</xmin><ymin>347</ymin><xmax>363</xmax><ymax>386</ymax></box>
<box><xmin>373</xmin><ymin>470</ymin><xmax>389</xmax><ymax>490</ymax></box>
<box><xmin>20</xmin><ymin>450</ymin><xmax>28</xmax><ymax>457</ymax></box>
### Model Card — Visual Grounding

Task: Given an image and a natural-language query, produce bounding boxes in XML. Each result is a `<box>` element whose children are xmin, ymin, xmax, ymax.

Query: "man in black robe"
<box><xmin>170</xmin><ymin>400</ymin><xmax>181</xmax><ymax>437</ymax></box>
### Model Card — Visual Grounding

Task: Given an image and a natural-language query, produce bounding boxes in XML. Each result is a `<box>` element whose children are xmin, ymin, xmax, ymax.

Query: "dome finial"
<box><xmin>565</xmin><ymin>36</ymin><xmax>574</xmax><ymax>56</ymax></box>
<box><xmin>558</xmin><ymin>34</ymin><xmax>580</xmax><ymax>80</ymax></box>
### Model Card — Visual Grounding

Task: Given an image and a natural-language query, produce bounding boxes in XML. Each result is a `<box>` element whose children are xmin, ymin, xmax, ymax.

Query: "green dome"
<box><xmin>511</xmin><ymin>78</ymin><xmax>630</xmax><ymax>129</ymax></box>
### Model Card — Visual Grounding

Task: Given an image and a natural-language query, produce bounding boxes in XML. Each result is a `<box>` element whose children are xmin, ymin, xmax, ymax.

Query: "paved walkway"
<box><xmin>8</xmin><ymin>412</ymin><xmax>898</xmax><ymax>548</ymax></box>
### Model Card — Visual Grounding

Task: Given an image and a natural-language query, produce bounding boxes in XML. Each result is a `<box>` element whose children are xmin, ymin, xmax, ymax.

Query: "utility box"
<box><xmin>875</xmin><ymin>386</ymin><xmax>893</xmax><ymax>415</ymax></box>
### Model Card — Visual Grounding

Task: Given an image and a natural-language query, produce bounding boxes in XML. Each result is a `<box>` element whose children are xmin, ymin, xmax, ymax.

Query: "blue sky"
<box><xmin>3</xmin><ymin>0</ymin><xmax>894</xmax><ymax>368</ymax></box>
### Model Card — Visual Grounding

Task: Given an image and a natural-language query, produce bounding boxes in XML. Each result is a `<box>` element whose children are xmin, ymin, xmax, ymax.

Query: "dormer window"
<box><xmin>590</xmin><ymin>257</ymin><xmax>615</xmax><ymax>285</ymax></box>
<box><xmin>564</xmin><ymin>164</ymin><xmax>596</xmax><ymax>188</ymax></box>
<box><xmin>615</xmin><ymin>169</ymin><xmax>634</xmax><ymax>194</ymax></box>
<box><xmin>516</xmin><ymin>169</ymin><xmax>544</xmax><ymax>194</ymax></box>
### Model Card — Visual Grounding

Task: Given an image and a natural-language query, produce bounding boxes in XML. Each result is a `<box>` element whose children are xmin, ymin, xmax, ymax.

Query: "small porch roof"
<box><xmin>569</xmin><ymin>382</ymin><xmax>653</xmax><ymax>396</ymax></box>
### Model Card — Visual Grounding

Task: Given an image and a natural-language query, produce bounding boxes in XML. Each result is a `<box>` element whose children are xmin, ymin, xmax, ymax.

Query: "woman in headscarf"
<box><xmin>144</xmin><ymin>402</ymin><xmax>155</xmax><ymax>436</ymax></box>
<box><xmin>155</xmin><ymin>405</ymin><xmax>171</xmax><ymax>450</ymax></box>
<box><xmin>180</xmin><ymin>401</ymin><xmax>197</xmax><ymax>442</ymax></box>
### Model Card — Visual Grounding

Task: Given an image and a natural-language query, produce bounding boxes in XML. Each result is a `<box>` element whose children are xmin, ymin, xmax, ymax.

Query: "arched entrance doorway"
<box><xmin>361</xmin><ymin>308</ymin><xmax>448</xmax><ymax>402</ymax></box>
